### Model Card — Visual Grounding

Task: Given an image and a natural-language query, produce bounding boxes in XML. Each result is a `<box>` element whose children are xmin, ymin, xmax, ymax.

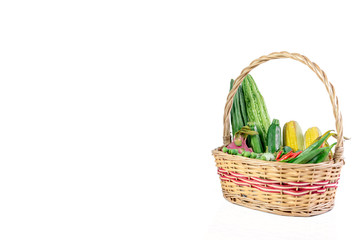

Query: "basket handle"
<box><xmin>223</xmin><ymin>51</ymin><xmax>344</xmax><ymax>163</ymax></box>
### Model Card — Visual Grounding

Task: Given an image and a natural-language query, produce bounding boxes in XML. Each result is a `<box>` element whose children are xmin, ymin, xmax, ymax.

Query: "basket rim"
<box><xmin>212</xmin><ymin>146</ymin><xmax>344</xmax><ymax>168</ymax></box>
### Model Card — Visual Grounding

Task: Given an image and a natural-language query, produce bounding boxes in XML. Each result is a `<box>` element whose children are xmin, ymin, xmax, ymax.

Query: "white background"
<box><xmin>0</xmin><ymin>1</ymin><xmax>359</xmax><ymax>239</ymax></box>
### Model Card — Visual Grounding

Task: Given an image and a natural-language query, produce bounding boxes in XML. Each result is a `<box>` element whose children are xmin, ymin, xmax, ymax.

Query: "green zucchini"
<box><xmin>267</xmin><ymin>119</ymin><xmax>281</xmax><ymax>153</ymax></box>
<box><xmin>230</xmin><ymin>79</ymin><xmax>244</xmax><ymax>137</ymax></box>
<box><xmin>242</xmin><ymin>74</ymin><xmax>271</xmax><ymax>147</ymax></box>
<box><xmin>248</xmin><ymin>122</ymin><xmax>264</xmax><ymax>153</ymax></box>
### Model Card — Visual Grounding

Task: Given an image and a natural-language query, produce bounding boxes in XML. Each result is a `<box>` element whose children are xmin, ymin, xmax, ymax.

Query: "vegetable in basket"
<box><xmin>250</xmin><ymin>152</ymin><xmax>257</xmax><ymax>158</ymax></box>
<box><xmin>275</xmin><ymin>150</ymin><xmax>283</xmax><ymax>160</ymax></box>
<box><xmin>285</xmin><ymin>131</ymin><xmax>333</xmax><ymax>163</ymax></box>
<box><xmin>242</xmin><ymin>151</ymin><xmax>251</xmax><ymax>158</ymax></box>
<box><xmin>267</xmin><ymin>119</ymin><xmax>281</xmax><ymax>153</ymax></box>
<box><xmin>230</xmin><ymin>79</ymin><xmax>243</xmax><ymax>136</ymax></box>
<box><xmin>291</xmin><ymin>142</ymin><xmax>336</xmax><ymax>164</ymax></box>
<box><xmin>261</xmin><ymin>153</ymin><xmax>275</xmax><ymax>161</ymax></box>
<box><xmin>227</xmin><ymin>141</ymin><xmax>253</xmax><ymax>152</ymax></box>
<box><xmin>247</xmin><ymin>122</ymin><xmax>264</xmax><ymax>153</ymax></box>
<box><xmin>277</xmin><ymin>151</ymin><xmax>294</xmax><ymax>162</ymax></box>
<box><xmin>307</xmin><ymin>142</ymin><xmax>337</xmax><ymax>164</ymax></box>
<box><xmin>283</xmin><ymin>121</ymin><xmax>305</xmax><ymax>152</ymax></box>
<box><xmin>295</xmin><ymin>131</ymin><xmax>331</xmax><ymax>157</ymax></box>
<box><xmin>230</xmin><ymin>149</ymin><xmax>239</xmax><ymax>155</ymax></box>
<box><xmin>290</xmin><ymin>148</ymin><xmax>325</xmax><ymax>164</ymax></box>
<box><xmin>283</xmin><ymin>146</ymin><xmax>292</xmax><ymax>154</ymax></box>
<box><xmin>238</xmin><ymin>84</ymin><xmax>248</xmax><ymax>127</ymax></box>
<box><xmin>305</xmin><ymin>127</ymin><xmax>322</xmax><ymax>148</ymax></box>
<box><xmin>308</xmin><ymin>130</ymin><xmax>350</xmax><ymax>159</ymax></box>
<box><xmin>227</xmin><ymin>125</ymin><xmax>259</xmax><ymax>152</ymax></box>
<box><xmin>242</xmin><ymin>74</ymin><xmax>271</xmax><ymax>148</ymax></box>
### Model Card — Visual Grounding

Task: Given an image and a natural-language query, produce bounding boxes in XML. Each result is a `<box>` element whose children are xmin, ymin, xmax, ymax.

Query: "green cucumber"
<box><xmin>248</xmin><ymin>122</ymin><xmax>264</xmax><ymax>153</ymax></box>
<box><xmin>230</xmin><ymin>79</ymin><xmax>244</xmax><ymax>137</ymax></box>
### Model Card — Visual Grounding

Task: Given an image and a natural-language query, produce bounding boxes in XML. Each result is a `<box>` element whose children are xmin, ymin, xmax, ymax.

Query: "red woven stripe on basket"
<box><xmin>218</xmin><ymin>168</ymin><xmax>339</xmax><ymax>196</ymax></box>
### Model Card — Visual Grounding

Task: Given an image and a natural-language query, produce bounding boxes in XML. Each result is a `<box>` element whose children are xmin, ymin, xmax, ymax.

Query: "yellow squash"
<box><xmin>283</xmin><ymin>121</ymin><xmax>305</xmax><ymax>151</ymax></box>
<box><xmin>305</xmin><ymin>127</ymin><xmax>322</xmax><ymax>148</ymax></box>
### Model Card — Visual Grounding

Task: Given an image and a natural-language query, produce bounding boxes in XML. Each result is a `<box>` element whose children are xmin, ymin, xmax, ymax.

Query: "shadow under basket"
<box><xmin>212</xmin><ymin>51</ymin><xmax>345</xmax><ymax>217</ymax></box>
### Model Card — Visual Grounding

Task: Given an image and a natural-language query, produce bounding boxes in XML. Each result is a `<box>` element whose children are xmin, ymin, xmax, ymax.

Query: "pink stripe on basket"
<box><xmin>241</xmin><ymin>178</ymin><xmax>262</xmax><ymax>185</ymax></box>
<box><xmin>287</xmin><ymin>182</ymin><xmax>313</xmax><ymax>187</ymax></box>
<box><xmin>229</xmin><ymin>172</ymin><xmax>247</xmax><ymax>178</ymax></box>
<box><xmin>251</xmin><ymin>176</ymin><xmax>279</xmax><ymax>184</ymax></box>
<box><xmin>253</xmin><ymin>185</ymin><xmax>282</xmax><ymax>194</ymax></box>
<box><xmin>314</xmin><ymin>189</ymin><xmax>327</xmax><ymax>194</ymax></box>
<box><xmin>299</xmin><ymin>185</ymin><xmax>323</xmax><ymax>191</ymax></box>
<box><xmin>218</xmin><ymin>168</ymin><xmax>228</xmax><ymax>174</ymax></box>
<box><xmin>267</xmin><ymin>184</ymin><xmax>298</xmax><ymax>190</ymax></box>
<box><xmin>313</xmin><ymin>180</ymin><xmax>329</xmax><ymax>186</ymax></box>
<box><xmin>217</xmin><ymin>168</ymin><xmax>339</xmax><ymax>196</ymax></box>
<box><xmin>220</xmin><ymin>176</ymin><xmax>230</xmax><ymax>181</ymax></box>
<box><xmin>282</xmin><ymin>189</ymin><xmax>310</xmax><ymax>196</ymax></box>
<box><xmin>324</xmin><ymin>182</ymin><xmax>338</xmax><ymax>188</ymax></box>
<box><xmin>231</xmin><ymin>179</ymin><xmax>251</xmax><ymax>187</ymax></box>
<box><xmin>222</xmin><ymin>173</ymin><xmax>237</xmax><ymax>180</ymax></box>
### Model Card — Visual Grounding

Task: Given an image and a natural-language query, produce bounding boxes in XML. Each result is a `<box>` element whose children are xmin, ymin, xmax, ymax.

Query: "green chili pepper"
<box><xmin>288</xmin><ymin>132</ymin><xmax>332</xmax><ymax>163</ymax></box>
<box><xmin>291</xmin><ymin>148</ymin><xmax>324</xmax><ymax>164</ymax></box>
<box><xmin>300</xmin><ymin>132</ymin><xmax>331</xmax><ymax>156</ymax></box>
<box><xmin>307</xmin><ymin>142</ymin><xmax>337</xmax><ymax>164</ymax></box>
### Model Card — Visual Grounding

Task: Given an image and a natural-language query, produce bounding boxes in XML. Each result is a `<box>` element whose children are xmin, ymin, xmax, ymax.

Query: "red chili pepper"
<box><xmin>275</xmin><ymin>150</ymin><xmax>283</xmax><ymax>160</ymax></box>
<box><xmin>280</xmin><ymin>151</ymin><xmax>303</xmax><ymax>162</ymax></box>
<box><xmin>291</xmin><ymin>151</ymin><xmax>303</xmax><ymax>159</ymax></box>
<box><xmin>277</xmin><ymin>151</ymin><xmax>293</xmax><ymax>162</ymax></box>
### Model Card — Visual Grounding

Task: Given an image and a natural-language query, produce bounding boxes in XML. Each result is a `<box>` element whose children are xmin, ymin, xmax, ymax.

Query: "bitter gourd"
<box><xmin>242</xmin><ymin>74</ymin><xmax>271</xmax><ymax>147</ymax></box>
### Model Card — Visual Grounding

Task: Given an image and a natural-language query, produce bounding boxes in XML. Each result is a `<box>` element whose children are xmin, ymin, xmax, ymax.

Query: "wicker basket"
<box><xmin>212</xmin><ymin>51</ymin><xmax>345</xmax><ymax>217</ymax></box>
